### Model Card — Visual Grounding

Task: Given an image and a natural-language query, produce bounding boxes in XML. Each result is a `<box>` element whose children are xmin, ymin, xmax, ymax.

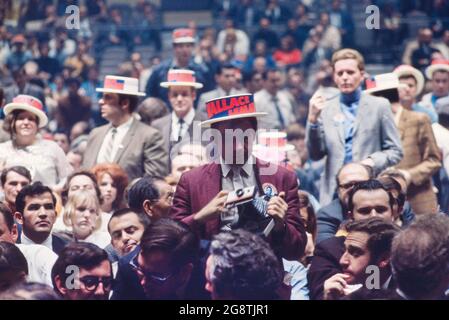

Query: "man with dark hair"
<box><xmin>127</xmin><ymin>176</ymin><xmax>174</xmax><ymax>220</ymax></box>
<box><xmin>255</xmin><ymin>68</ymin><xmax>296</xmax><ymax>130</ymax></box>
<box><xmin>0</xmin><ymin>282</ymin><xmax>61</xmax><ymax>300</ymax></box>
<box><xmin>82</xmin><ymin>75</ymin><xmax>168</xmax><ymax>180</ymax></box>
<box><xmin>52</xmin><ymin>242</ymin><xmax>112</xmax><ymax>300</ymax></box>
<box><xmin>14</xmin><ymin>182</ymin><xmax>67</xmax><ymax>255</ymax></box>
<box><xmin>0</xmin><ymin>203</ymin><xmax>57</xmax><ymax>287</ymax></box>
<box><xmin>316</xmin><ymin>162</ymin><xmax>372</xmax><ymax>243</ymax></box>
<box><xmin>391</xmin><ymin>214</ymin><xmax>449</xmax><ymax>300</ymax></box>
<box><xmin>1</xmin><ymin>166</ymin><xmax>31</xmax><ymax>213</ymax></box>
<box><xmin>198</xmin><ymin>64</ymin><xmax>246</xmax><ymax>116</ymax></box>
<box><xmin>323</xmin><ymin>217</ymin><xmax>399</xmax><ymax>300</ymax></box>
<box><xmin>366</xmin><ymin>72</ymin><xmax>441</xmax><ymax>215</ymax></box>
<box><xmin>0</xmin><ymin>242</ymin><xmax>28</xmax><ymax>292</ymax></box>
<box><xmin>308</xmin><ymin>179</ymin><xmax>397</xmax><ymax>300</ymax></box>
<box><xmin>306</xmin><ymin>48</ymin><xmax>403</xmax><ymax>207</ymax></box>
<box><xmin>112</xmin><ymin>218</ymin><xmax>207</xmax><ymax>300</ymax></box>
<box><xmin>108</xmin><ymin>208</ymin><xmax>150</xmax><ymax>257</ymax></box>
<box><xmin>205</xmin><ymin>229</ymin><xmax>283</xmax><ymax>299</ymax></box>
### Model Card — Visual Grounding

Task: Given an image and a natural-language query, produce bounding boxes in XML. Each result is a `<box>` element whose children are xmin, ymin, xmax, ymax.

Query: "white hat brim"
<box><xmin>96</xmin><ymin>88</ymin><xmax>146</xmax><ymax>96</ymax></box>
<box><xmin>425</xmin><ymin>64</ymin><xmax>449</xmax><ymax>80</ymax></box>
<box><xmin>394</xmin><ymin>68</ymin><xmax>425</xmax><ymax>96</ymax></box>
<box><xmin>160</xmin><ymin>81</ymin><xmax>203</xmax><ymax>89</ymax></box>
<box><xmin>200</xmin><ymin>112</ymin><xmax>267</xmax><ymax>127</ymax></box>
<box><xmin>365</xmin><ymin>83</ymin><xmax>407</xmax><ymax>94</ymax></box>
<box><xmin>3</xmin><ymin>103</ymin><xmax>48</xmax><ymax>128</ymax></box>
<box><xmin>173</xmin><ymin>37</ymin><xmax>195</xmax><ymax>44</ymax></box>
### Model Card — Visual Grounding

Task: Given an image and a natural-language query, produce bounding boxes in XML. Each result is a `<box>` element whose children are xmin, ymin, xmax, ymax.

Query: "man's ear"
<box><xmin>142</xmin><ymin>200</ymin><xmax>154</xmax><ymax>218</ymax></box>
<box><xmin>377</xmin><ymin>254</ymin><xmax>390</xmax><ymax>269</ymax></box>
<box><xmin>14</xmin><ymin>212</ymin><xmax>24</xmax><ymax>225</ymax></box>
<box><xmin>54</xmin><ymin>275</ymin><xmax>68</xmax><ymax>296</ymax></box>
<box><xmin>11</xmin><ymin>224</ymin><xmax>19</xmax><ymax>243</ymax></box>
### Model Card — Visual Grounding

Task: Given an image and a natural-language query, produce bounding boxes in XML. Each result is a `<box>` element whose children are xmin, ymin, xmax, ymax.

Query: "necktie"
<box><xmin>177</xmin><ymin>118</ymin><xmax>184</xmax><ymax>142</ymax></box>
<box><xmin>231</xmin><ymin>167</ymin><xmax>245</xmax><ymax>190</ymax></box>
<box><xmin>103</xmin><ymin>128</ymin><xmax>117</xmax><ymax>163</ymax></box>
<box><xmin>273</xmin><ymin>96</ymin><xmax>286</xmax><ymax>130</ymax></box>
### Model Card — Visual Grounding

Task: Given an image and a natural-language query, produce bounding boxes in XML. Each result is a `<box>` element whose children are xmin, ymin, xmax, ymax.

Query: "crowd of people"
<box><xmin>0</xmin><ymin>0</ymin><xmax>448</xmax><ymax>301</ymax></box>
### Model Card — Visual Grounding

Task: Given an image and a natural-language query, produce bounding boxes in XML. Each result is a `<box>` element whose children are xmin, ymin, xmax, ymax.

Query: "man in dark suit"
<box><xmin>82</xmin><ymin>75</ymin><xmax>168</xmax><ymax>180</ymax></box>
<box><xmin>316</xmin><ymin>162</ymin><xmax>372</xmax><ymax>244</ymax></box>
<box><xmin>152</xmin><ymin>69</ymin><xmax>206</xmax><ymax>162</ymax></box>
<box><xmin>308</xmin><ymin>179</ymin><xmax>398</xmax><ymax>300</ymax></box>
<box><xmin>14</xmin><ymin>182</ymin><xmax>67</xmax><ymax>255</ymax></box>
<box><xmin>170</xmin><ymin>93</ymin><xmax>307</xmax><ymax>260</ymax></box>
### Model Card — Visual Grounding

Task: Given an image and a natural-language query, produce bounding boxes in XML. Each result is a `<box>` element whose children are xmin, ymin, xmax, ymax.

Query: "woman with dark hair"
<box><xmin>91</xmin><ymin>163</ymin><xmax>128</xmax><ymax>231</ymax></box>
<box><xmin>0</xmin><ymin>95</ymin><xmax>71</xmax><ymax>186</ymax></box>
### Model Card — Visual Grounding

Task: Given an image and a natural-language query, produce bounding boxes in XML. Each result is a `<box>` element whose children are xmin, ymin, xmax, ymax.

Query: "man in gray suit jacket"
<box><xmin>152</xmin><ymin>69</ymin><xmax>207</xmax><ymax>162</ymax></box>
<box><xmin>82</xmin><ymin>75</ymin><xmax>168</xmax><ymax>181</ymax></box>
<box><xmin>306</xmin><ymin>49</ymin><xmax>403</xmax><ymax>206</ymax></box>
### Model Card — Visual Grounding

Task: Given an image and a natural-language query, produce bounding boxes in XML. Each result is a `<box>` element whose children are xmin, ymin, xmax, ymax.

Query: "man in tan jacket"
<box><xmin>366</xmin><ymin>73</ymin><xmax>441</xmax><ymax>214</ymax></box>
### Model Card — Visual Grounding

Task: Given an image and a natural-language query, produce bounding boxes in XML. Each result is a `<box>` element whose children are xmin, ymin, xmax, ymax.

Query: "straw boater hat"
<box><xmin>200</xmin><ymin>93</ymin><xmax>267</xmax><ymax>127</ymax></box>
<box><xmin>364</xmin><ymin>73</ymin><xmax>407</xmax><ymax>94</ymax></box>
<box><xmin>172</xmin><ymin>28</ymin><xmax>195</xmax><ymax>44</ymax></box>
<box><xmin>4</xmin><ymin>95</ymin><xmax>48</xmax><ymax>128</ymax></box>
<box><xmin>160</xmin><ymin>69</ymin><xmax>203</xmax><ymax>89</ymax></box>
<box><xmin>96</xmin><ymin>75</ymin><xmax>146</xmax><ymax>96</ymax></box>
<box><xmin>393</xmin><ymin>65</ymin><xmax>425</xmax><ymax>96</ymax></box>
<box><xmin>425</xmin><ymin>59</ymin><xmax>449</xmax><ymax>80</ymax></box>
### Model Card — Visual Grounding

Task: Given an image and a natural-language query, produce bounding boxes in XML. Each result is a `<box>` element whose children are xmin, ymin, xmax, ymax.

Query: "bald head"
<box><xmin>336</xmin><ymin>163</ymin><xmax>372</xmax><ymax>205</ymax></box>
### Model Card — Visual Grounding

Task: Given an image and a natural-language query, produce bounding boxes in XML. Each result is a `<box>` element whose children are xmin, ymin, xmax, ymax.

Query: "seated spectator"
<box><xmin>62</xmin><ymin>190</ymin><xmax>110</xmax><ymax>248</ymax></box>
<box><xmin>67</xmin><ymin>149</ymin><xmax>83</xmax><ymax>172</ymax></box>
<box><xmin>127</xmin><ymin>176</ymin><xmax>174</xmax><ymax>221</ymax></box>
<box><xmin>107</xmin><ymin>208</ymin><xmax>150</xmax><ymax>257</ymax></box>
<box><xmin>169</xmin><ymin>153</ymin><xmax>202</xmax><ymax>186</ymax></box>
<box><xmin>134</xmin><ymin>2</ymin><xmax>161</xmax><ymax>52</ymax></box>
<box><xmin>91</xmin><ymin>163</ymin><xmax>128</xmax><ymax>221</ymax></box>
<box><xmin>60</xmin><ymin>170</ymin><xmax>102</xmax><ymax>206</ymax></box>
<box><xmin>242</xmin><ymin>70</ymin><xmax>264</xmax><ymax>94</ymax></box>
<box><xmin>14</xmin><ymin>182</ymin><xmax>68</xmax><ymax>255</ymax></box>
<box><xmin>243</xmin><ymin>40</ymin><xmax>276</xmax><ymax>74</ymax></box>
<box><xmin>308</xmin><ymin>179</ymin><xmax>398</xmax><ymax>300</ymax></box>
<box><xmin>323</xmin><ymin>218</ymin><xmax>399</xmax><ymax>300</ymax></box>
<box><xmin>34</xmin><ymin>41</ymin><xmax>60</xmax><ymax>81</ymax></box>
<box><xmin>410</xmin><ymin>28</ymin><xmax>440</xmax><ymax>73</ymax></box>
<box><xmin>64</xmin><ymin>41</ymin><xmax>95</xmax><ymax>80</ymax></box>
<box><xmin>4</xmin><ymin>68</ymin><xmax>45</xmax><ymax>108</ymax></box>
<box><xmin>112</xmin><ymin>218</ymin><xmax>207</xmax><ymax>300</ymax></box>
<box><xmin>216</xmin><ymin>19</ymin><xmax>250</xmax><ymax>60</ymax></box>
<box><xmin>5</xmin><ymin>34</ymin><xmax>32</xmax><ymax>71</ymax></box>
<box><xmin>391</xmin><ymin>214</ymin><xmax>449</xmax><ymax>300</ymax></box>
<box><xmin>1</xmin><ymin>166</ymin><xmax>31</xmax><ymax>213</ymax></box>
<box><xmin>316</xmin><ymin>162</ymin><xmax>372</xmax><ymax>244</ymax></box>
<box><xmin>272</xmin><ymin>34</ymin><xmax>302</xmax><ymax>69</ymax></box>
<box><xmin>262</xmin><ymin>0</ymin><xmax>291</xmax><ymax>24</ymax></box>
<box><xmin>52</xmin><ymin>242</ymin><xmax>112</xmax><ymax>300</ymax></box>
<box><xmin>0</xmin><ymin>242</ymin><xmax>28</xmax><ymax>293</ymax></box>
<box><xmin>228</xmin><ymin>0</ymin><xmax>260</xmax><ymax>28</ymax></box>
<box><xmin>53</xmin><ymin>132</ymin><xmax>70</xmax><ymax>154</ymax></box>
<box><xmin>205</xmin><ymin>229</ymin><xmax>284</xmax><ymax>299</ymax></box>
<box><xmin>136</xmin><ymin>97</ymin><xmax>168</xmax><ymax>126</ymax></box>
<box><xmin>252</xmin><ymin>17</ymin><xmax>280</xmax><ymax>51</ymax></box>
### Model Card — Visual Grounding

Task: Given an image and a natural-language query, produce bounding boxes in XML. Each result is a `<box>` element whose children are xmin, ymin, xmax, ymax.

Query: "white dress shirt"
<box><xmin>97</xmin><ymin>117</ymin><xmax>134</xmax><ymax>164</ymax></box>
<box><xmin>254</xmin><ymin>89</ymin><xmax>296</xmax><ymax>130</ymax></box>
<box><xmin>21</xmin><ymin>232</ymin><xmax>53</xmax><ymax>252</ymax></box>
<box><xmin>17</xmin><ymin>243</ymin><xmax>58</xmax><ymax>287</ymax></box>
<box><xmin>171</xmin><ymin>108</ymin><xmax>195</xmax><ymax>142</ymax></box>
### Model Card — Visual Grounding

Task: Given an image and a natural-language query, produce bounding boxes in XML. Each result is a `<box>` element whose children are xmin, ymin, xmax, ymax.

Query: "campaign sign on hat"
<box><xmin>364</xmin><ymin>73</ymin><xmax>407</xmax><ymax>94</ymax></box>
<box><xmin>4</xmin><ymin>95</ymin><xmax>48</xmax><ymax>128</ymax></box>
<box><xmin>172</xmin><ymin>28</ymin><xmax>195</xmax><ymax>44</ymax></box>
<box><xmin>96</xmin><ymin>75</ymin><xmax>145</xmax><ymax>96</ymax></box>
<box><xmin>160</xmin><ymin>69</ymin><xmax>203</xmax><ymax>89</ymax></box>
<box><xmin>200</xmin><ymin>93</ymin><xmax>267</xmax><ymax>127</ymax></box>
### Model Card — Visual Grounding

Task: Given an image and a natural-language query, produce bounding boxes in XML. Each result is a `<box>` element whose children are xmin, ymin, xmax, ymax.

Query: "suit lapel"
<box><xmin>328</xmin><ymin>96</ymin><xmax>345</xmax><ymax>145</ymax></box>
<box><xmin>88</xmin><ymin>125</ymin><xmax>110</xmax><ymax>164</ymax></box>
<box><xmin>114</xmin><ymin>119</ymin><xmax>136</xmax><ymax>163</ymax></box>
<box><xmin>352</xmin><ymin>95</ymin><xmax>368</xmax><ymax>137</ymax></box>
<box><xmin>397</xmin><ymin>108</ymin><xmax>408</xmax><ymax>139</ymax></box>
<box><xmin>204</xmin><ymin>163</ymin><xmax>222</xmax><ymax>233</ymax></box>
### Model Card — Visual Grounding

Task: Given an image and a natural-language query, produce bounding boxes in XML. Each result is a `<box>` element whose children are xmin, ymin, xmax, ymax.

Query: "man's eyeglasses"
<box><xmin>79</xmin><ymin>275</ymin><xmax>113</xmax><ymax>291</ymax></box>
<box><xmin>129</xmin><ymin>253</ymin><xmax>175</xmax><ymax>283</ymax></box>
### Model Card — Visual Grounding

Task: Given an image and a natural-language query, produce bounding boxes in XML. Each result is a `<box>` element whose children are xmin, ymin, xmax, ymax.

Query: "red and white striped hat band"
<box><xmin>12</xmin><ymin>95</ymin><xmax>43</xmax><ymax>111</ymax></box>
<box><xmin>96</xmin><ymin>75</ymin><xmax>146</xmax><ymax>96</ymax></box>
<box><xmin>172</xmin><ymin>28</ymin><xmax>195</xmax><ymax>43</ymax></box>
<box><xmin>160</xmin><ymin>70</ymin><xmax>203</xmax><ymax>89</ymax></box>
<box><xmin>425</xmin><ymin>59</ymin><xmax>449</xmax><ymax>79</ymax></box>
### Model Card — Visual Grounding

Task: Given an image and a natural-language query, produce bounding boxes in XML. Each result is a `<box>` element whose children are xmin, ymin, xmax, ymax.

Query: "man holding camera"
<box><xmin>170</xmin><ymin>93</ymin><xmax>306</xmax><ymax>260</ymax></box>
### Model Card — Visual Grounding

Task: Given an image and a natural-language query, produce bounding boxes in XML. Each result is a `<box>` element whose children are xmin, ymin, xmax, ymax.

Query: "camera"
<box><xmin>224</xmin><ymin>186</ymin><xmax>275</xmax><ymax>237</ymax></box>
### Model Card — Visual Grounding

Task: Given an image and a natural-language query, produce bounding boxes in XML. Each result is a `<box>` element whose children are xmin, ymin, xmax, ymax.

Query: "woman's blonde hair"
<box><xmin>63</xmin><ymin>190</ymin><xmax>101</xmax><ymax>231</ymax></box>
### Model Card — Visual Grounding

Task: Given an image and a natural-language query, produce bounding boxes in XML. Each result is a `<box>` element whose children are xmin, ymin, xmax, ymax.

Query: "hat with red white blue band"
<box><xmin>96</xmin><ymin>75</ymin><xmax>146</xmax><ymax>96</ymax></box>
<box><xmin>200</xmin><ymin>93</ymin><xmax>267</xmax><ymax>127</ymax></box>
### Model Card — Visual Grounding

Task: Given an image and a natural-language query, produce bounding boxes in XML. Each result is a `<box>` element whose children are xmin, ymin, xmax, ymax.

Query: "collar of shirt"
<box><xmin>394</xmin><ymin>105</ymin><xmax>403</xmax><ymax>126</ymax></box>
<box><xmin>112</xmin><ymin>116</ymin><xmax>134</xmax><ymax>133</ymax></box>
<box><xmin>171</xmin><ymin>108</ymin><xmax>195</xmax><ymax>140</ymax></box>
<box><xmin>21</xmin><ymin>232</ymin><xmax>53</xmax><ymax>250</ymax></box>
<box><xmin>220</xmin><ymin>156</ymin><xmax>254</xmax><ymax>178</ymax></box>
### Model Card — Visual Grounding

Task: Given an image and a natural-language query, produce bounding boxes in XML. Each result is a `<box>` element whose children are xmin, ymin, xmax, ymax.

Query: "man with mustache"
<box><xmin>14</xmin><ymin>182</ymin><xmax>67</xmax><ymax>255</ymax></box>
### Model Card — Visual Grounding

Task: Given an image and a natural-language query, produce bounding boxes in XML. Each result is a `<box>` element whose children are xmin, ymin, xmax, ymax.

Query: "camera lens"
<box><xmin>236</xmin><ymin>189</ymin><xmax>244</xmax><ymax>197</ymax></box>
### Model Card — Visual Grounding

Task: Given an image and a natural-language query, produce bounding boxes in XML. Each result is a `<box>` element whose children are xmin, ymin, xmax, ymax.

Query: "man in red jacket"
<box><xmin>169</xmin><ymin>93</ymin><xmax>306</xmax><ymax>260</ymax></box>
